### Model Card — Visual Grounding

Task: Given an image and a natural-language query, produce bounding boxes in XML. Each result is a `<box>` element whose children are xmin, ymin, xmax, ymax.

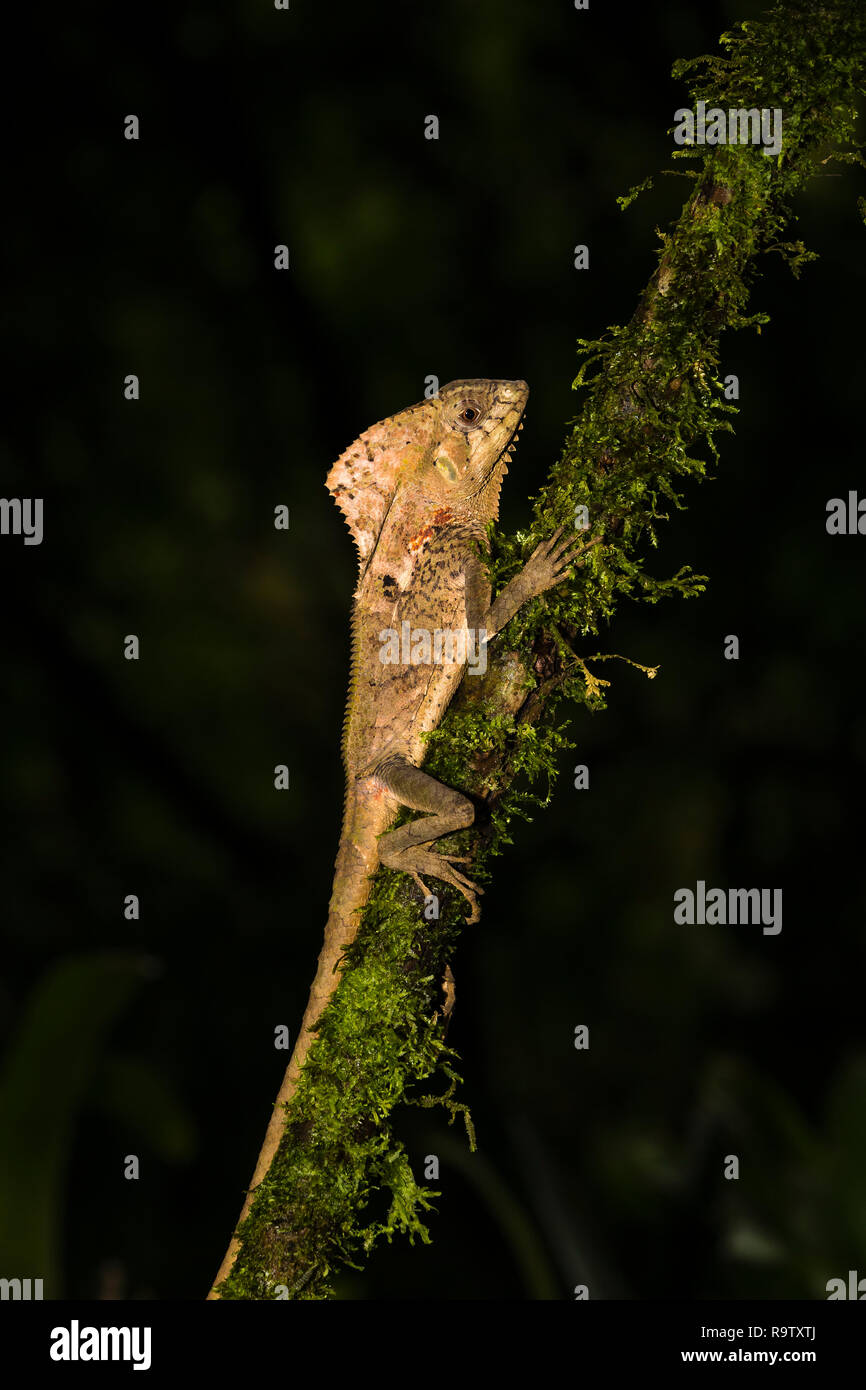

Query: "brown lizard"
<box><xmin>209</xmin><ymin>378</ymin><xmax>600</xmax><ymax>1295</ymax></box>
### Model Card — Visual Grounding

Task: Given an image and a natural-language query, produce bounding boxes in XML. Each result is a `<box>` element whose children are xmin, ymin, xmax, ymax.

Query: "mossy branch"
<box><xmin>213</xmin><ymin>0</ymin><xmax>865</xmax><ymax>1299</ymax></box>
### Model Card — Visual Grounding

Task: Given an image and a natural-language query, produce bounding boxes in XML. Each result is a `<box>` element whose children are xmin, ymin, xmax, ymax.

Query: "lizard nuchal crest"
<box><xmin>209</xmin><ymin>379</ymin><xmax>600</xmax><ymax>1293</ymax></box>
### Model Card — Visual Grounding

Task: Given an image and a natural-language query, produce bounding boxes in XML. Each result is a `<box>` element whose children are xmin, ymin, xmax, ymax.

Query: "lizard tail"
<box><xmin>207</xmin><ymin>781</ymin><xmax>390</xmax><ymax>1297</ymax></box>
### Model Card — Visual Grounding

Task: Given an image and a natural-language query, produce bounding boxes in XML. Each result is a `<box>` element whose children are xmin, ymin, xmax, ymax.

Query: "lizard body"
<box><xmin>210</xmin><ymin>378</ymin><xmax>598</xmax><ymax>1294</ymax></box>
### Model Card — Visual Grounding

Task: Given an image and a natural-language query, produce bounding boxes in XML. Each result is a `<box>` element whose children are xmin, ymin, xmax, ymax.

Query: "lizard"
<box><xmin>209</xmin><ymin>377</ymin><xmax>601</xmax><ymax>1295</ymax></box>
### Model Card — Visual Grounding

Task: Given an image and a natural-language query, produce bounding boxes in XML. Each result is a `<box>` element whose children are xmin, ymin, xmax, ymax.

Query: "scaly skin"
<box><xmin>209</xmin><ymin>379</ymin><xmax>600</xmax><ymax>1295</ymax></box>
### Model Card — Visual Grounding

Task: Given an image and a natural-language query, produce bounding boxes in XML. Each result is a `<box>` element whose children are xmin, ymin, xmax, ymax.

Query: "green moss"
<box><xmin>216</xmin><ymin>0</ymin><xmax>865</xmax><ymax>1299</ymax></box>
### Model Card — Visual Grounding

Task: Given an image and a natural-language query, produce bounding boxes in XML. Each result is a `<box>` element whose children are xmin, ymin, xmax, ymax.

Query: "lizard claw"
<box><xmin>550</xmin><ymin>532</ymin><xmax>603</xmax><ymax>581</ymax></box>
<box><xmin>410</xmin><ymin>871</ymin><xmax>432</xmax><ymax>902</ymax></box>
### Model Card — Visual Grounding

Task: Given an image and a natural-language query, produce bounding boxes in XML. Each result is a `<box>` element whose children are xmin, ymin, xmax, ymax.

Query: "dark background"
<box><xmin>1</xmin><ymin>0</ymin><xmax>864</xmax><ymax>1300</ymax></box>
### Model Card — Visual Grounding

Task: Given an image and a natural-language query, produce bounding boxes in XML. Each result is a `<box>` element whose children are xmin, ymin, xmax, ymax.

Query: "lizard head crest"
<box><xmin>326</xmin><ymin>378</ymin><xmax>528</xmax><ymax>566</ymax></box>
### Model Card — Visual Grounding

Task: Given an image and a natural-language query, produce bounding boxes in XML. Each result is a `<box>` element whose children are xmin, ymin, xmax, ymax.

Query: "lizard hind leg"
<box><xmin>373</xmin><ymin>754</ymin><xmax>483</xmax><ymax>924</ymax></box>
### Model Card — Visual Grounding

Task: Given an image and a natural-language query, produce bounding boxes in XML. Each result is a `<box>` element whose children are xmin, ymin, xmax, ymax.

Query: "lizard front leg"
<box><xmin>484</xmin><ymin>526</ymin><xmax>602</xmax><ymax>639</ymax></box>
<box><xmin>374</xmin><ymin>754</ymin><xmax>483</xmax><ymax>923</ymax></box>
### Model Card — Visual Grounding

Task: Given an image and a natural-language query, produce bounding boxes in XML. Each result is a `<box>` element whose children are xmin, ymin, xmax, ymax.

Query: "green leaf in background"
<box><xmin>90</xmin><ymin>1055</ymin><xmax>196</xmax><ymax>1164</ymax></box>
<box><xmin>0</xmin><ymin>950</ymin><xmax>155</xmax><ymax>1295</ymax></box>
<box><xmin>826</xmin><ymin>1056</ymin><xmax>866</xmax><ymax>1256</ymax></box>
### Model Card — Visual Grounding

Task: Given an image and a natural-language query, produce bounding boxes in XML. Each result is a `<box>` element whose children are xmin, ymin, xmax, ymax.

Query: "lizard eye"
<box><xmin>455</xmin><ymin>401</ymin><xmax>484</xmax><ymax>430</ymax></box>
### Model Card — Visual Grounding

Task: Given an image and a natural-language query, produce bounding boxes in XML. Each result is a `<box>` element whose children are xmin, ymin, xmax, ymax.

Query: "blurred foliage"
<box><xmin>0</xmin><ymin>953</ymin><xmax>155</xmax><ymax>1294</ymax></box>
<box><xmin>1</xmin><ymin>0</ymin><xmax>864</xmax><ymax>1299</ymax></box>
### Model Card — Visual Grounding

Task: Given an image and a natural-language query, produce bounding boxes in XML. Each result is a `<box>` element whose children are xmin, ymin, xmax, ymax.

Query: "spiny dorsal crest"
<box><xmin>326</xmin><ymin>398</ymin><xmax>435</xmax><ymax>568</ymax></box>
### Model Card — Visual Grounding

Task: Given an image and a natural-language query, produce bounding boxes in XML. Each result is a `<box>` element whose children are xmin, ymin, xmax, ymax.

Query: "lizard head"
<box><xmin>327</xmin><ymin>378</ymin><xmax>528</xmax><ymax>568</ymax></box>
<box><xmin>424</xmin><ymin>378</ymin><xmax>528</xmax><ymax>519</ymax></box>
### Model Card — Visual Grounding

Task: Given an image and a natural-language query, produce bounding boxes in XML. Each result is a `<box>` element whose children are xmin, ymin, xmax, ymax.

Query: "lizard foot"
<box><xmin>373</xmin><ymin>755</ymin><xmax>483</xmax><ymax>921</ymax></box>
<box><xmin>523</xmin><ymin>526</ymin><xmax>604</xmax><ymax>596</ymax></box>
<box><xmin>386</xmin><ymin>847</ymin><xmax>484</xmax><ymax>924</ymax></box>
